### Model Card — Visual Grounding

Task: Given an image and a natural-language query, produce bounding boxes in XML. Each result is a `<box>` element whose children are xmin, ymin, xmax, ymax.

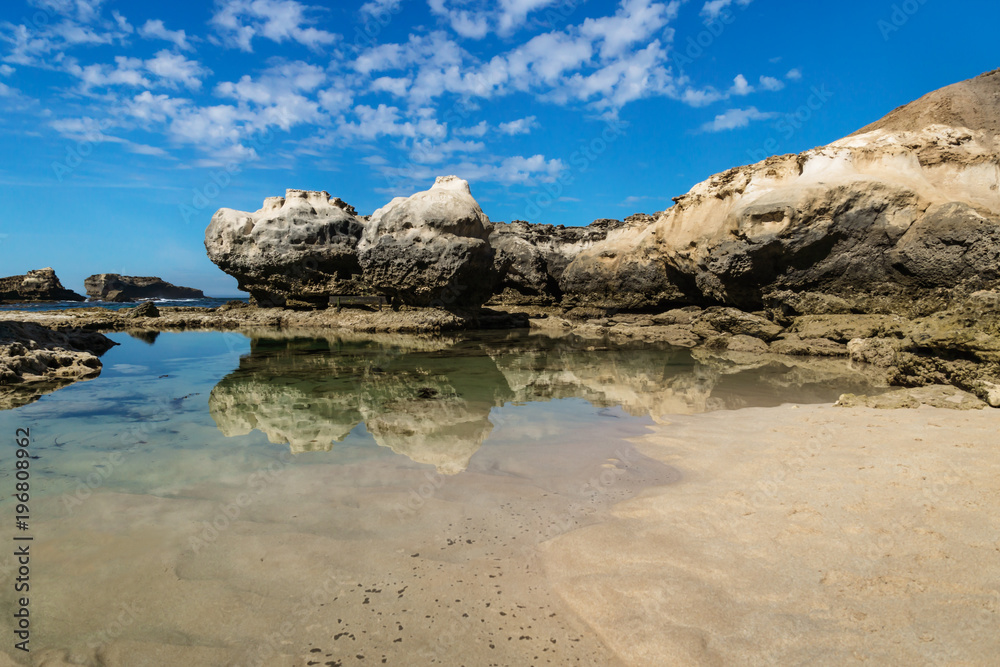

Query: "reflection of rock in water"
<box><xmin>209</xmin><ymin>333</ymin><xmax>513</xmax><ymax>473</ymax></box>
<box><xmin>127</xmin><ymin>330</ymin><xmax>160</xmax><ymax>345</ymax></box>
<box><xmin>209</xmin><ymin>331</ymin><xmax>888</xmax><ymax>471</ymax></box>
<box><xmin>359</xmin><ymin>353</ymin><xmax>513</xmax><ymax>475</ymax></box>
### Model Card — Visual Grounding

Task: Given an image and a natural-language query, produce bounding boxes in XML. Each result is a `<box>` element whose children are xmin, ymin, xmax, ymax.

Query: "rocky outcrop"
<box><xmin>357</xmin><ymin>176</ymin><xmax>497</xmax><ymax>308</ymax></box>
<box><xmin>84</xmin><ymin>274</ymin><xmax>204</xmax><ymax>301</ymax></box>
<box><xmin>0</xmin><ymin>268</ymin><xmax>85</xmax><ymax>302</ymax></box>
<box><xmin>206</xmin><ymin>189</ymin><xmax>367</xmax><ymax>308</ymax></box>
<box><xmin>0</xmin><ymin>321</ymin><xmax>116</xmax><ymax>410</ymax></box>
<box><xmin>486</xmin><ymin>218</ymin><xmax>628</xmax><ymax>305</ymax></box>
<box><xmin>206</xmin><ymin>179</ymin><xmax>497</xmax><ymax>310</ymax></box>
<box><xmin>561</xmin><ymin>69</ymin><xmax>1000</xmax><ymax>312</ymax></box>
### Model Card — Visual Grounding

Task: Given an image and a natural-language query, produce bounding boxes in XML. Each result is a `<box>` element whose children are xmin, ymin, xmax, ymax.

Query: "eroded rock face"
<box><xmin>562</xmin><ymin>69</ymin><xmax>1000</xmax><ymax>311</ymax></box>
<box><xmin>205</xmin><ymin>189</ymin><xmax>366</xmax><ymax>308</ymax></box>
<box><xmin>358</xmin><ymin>176</ymin><xmax>497</xmax><ymax>308</ymax></box>
<box><xmin>487</xmin><ymin>218</ymin><xmax>627</xmax><ymax>306</ymax></box>
<box><xmin>85</xmin><ymin>274</ymin><xmax>204</xmax><ymax>301</ymax></box>
<box><xmin>0</xmin><ymin>268</ymin><xmax>85</xmax><ymax>302</ymax></box>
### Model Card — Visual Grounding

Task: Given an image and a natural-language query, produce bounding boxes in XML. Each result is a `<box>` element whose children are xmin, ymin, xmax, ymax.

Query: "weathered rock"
<box><xmin>0</xmin><ymin>268</ymin><xmax>85</xmax><ymax>302</ymax></box>
<box><xmin>104</xmin><ymin>290</ymin><xmax>133</xmax><ymax>303</ymax></box>
<box><xmin>770</xmin><ymin>336</ymin><xmax>848</xmax><ymax>357</ymax></box>
<box><xmin>0</xmin><ymin>321</ymin><xmax>116</xmax><ymax>410</ymax></box>
<box><xmin>696</xmin><ymin>307</ymin><xmax>783</xmax><ymax>341</ymax></box>
<box><xmin>85</xmin><ymin>274</ymin><xmax>204</xmax><ymax>300</ymax></box>
<box><xmin>847</xmin><ymin>337</ymin><xmax>905</xmax><ymax>367</ymax></box>
<box><xmin>206</xmin><ymin>189</ymin><xmax>367</xmax><ymax>308</ymax></box>
<box><xmin>127</xmin><ymin>301</ymin><xmax>160</xmax><ymax>318</ymax></box>
<box><xmin>358</xmin><ymin>176</ymin><xmax>497</xmax><ymax>309</ymax></box>
<box><xmin>487</xmin><ymin>218</ymin><xmax>625</xmax><ymax>305</ymax></box>
<box><xmin>835</xmin><ymin>385</ymin><xmax>986</xmax><ymax>410</ymax></box>
<box><xmin>561</xmin><ymin>69</ymin><xmax>1000</xmax><ymax>311</ymax></box>
<box><xmin>788</xmin><ymin>314</ymin><xmax>909</xmax><ymax>343</ymax></box>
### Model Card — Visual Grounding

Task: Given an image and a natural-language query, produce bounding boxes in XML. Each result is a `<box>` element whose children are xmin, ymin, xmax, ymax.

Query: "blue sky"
<box><xmin>0</xmin><ymin>0</ymin><xmax>996</xmax><ymax>296</ymax></box>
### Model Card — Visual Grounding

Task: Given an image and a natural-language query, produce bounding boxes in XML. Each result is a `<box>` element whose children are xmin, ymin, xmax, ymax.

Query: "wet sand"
<box><xmin>543</xmin><ymin>404</ymin><xmax>1000</xmax><ymax>665</ymax></box>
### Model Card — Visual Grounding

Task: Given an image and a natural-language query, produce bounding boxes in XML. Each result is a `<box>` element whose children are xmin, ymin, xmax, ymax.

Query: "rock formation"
<box><xmin>84</xmin><ymin>274</ymin><xmax>204</xmax><ymax>301</ymax></box>
<box><xmin>206</xmin><ymin>189</ymin><xmax>367</xmax><ymax>308</ymax></box>
<box><xmin>486</xmin><ymin>217</ymin><xmax>628</xmax><ymax>305</ymax></box>
<box><xmin>0</xmin><ymin>268</ymin><xmax>85</xmax><ymax>302</ymax></box>
<box><xmin>357</xmin><ymin>176</ymin><xmax>497</xmax><ymax>308</ymax></box>
<box><xmin>561</xmin><ymin>69</ymin><xmax>1000</xmax><ymax>312</ymax></box>
<box><xmin>0</xmin><ymin>321</ymin><xmax>117</xmax><ymax>410</ymax></box>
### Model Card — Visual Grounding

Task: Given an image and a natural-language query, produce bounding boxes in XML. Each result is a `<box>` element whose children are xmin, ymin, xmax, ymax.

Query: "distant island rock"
<box><xmin>84</xmin><ymin>274</ymin><xmax>205</xmax><ymax>301</ymax></box>
<box><xmin>0</xmin><ymin>268</ymin><xmax>85</xmax><ymax>302</ymax></box>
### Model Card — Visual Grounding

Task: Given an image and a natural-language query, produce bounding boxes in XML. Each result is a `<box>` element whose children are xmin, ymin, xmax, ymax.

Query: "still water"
<box><xmin>0</xmin><ymin>330</ymin><xmax>884</xmax><ymax>666</ymax></box>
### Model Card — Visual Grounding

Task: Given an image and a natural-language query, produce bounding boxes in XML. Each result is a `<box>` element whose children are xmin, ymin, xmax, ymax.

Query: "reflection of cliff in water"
<box><xmin>209</xmin><ymin>331</ymin><xmax>887</xmax><ymax>472</ymax></box>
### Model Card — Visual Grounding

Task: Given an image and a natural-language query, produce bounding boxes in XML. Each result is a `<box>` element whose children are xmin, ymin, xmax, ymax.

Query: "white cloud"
<box><xmin>455</xmin><ymin>120</ymin><xmax>488</xmax><ymax>137</ymax></box>
<box><xmin>498</xmin><ymin>115</ymin><xmax>538</xmax><ymax>135</ymax></box>
<box><xmin>0</xmin><ymin>82</ymin><xmax>12</xmax><ymax>96</ymax></box>
<box><xmin>427</xmin><ymin>0</ymin><xmax>489</xmax><ymax>39</ymax></box>
<box><xmin>700</xmin><ymin>106</ymin><xmax>776</xmax><ymax>132</ymax></box>
<box><xmin>728</xmin><ymin>73</ymin><xmax>752</xmax><ymax>96</ymax></box>
<box><xmin>359</xmin><ymin>0</ymin><xmax>401</xmax><ymax>21</ymax></box>
<box><xmin>758</xmin><ymin>75</ymin><xmax>784</xmax><ymax>91</ymax></box>
<box><xmin>580</xmin><ymin>0</ymin><xmax>679</xmax><ymax>60</ymax></box>
<box><xmin>409</xmin><ymin>137</ymin><xmax>484</xmax><ymax>164</ymax></box>
<box><xmin>146</xmin><ymin>50</ymin><xmax>210</xmax><ymax>90</ymax></box>
<box><xmin>681</xmin><ymin>86</ymin><xmax>724</xmax><ymax>107</ymax></box>
<box><xmin>66</xmin><ymin>55</ymin><xmax>150</xmax><ymax>89</ymax></box>
<box><xmin>0</xmin><ymin>65</ymin><xmax>13</xmax><ymax>76</ymax></box>
<box><xmin>139</xmin><ymin>19</ymin><xmax>194</xmax><ymax>51</ymax></box>
<box><xmin>211</xmin><ymin>0</ymin><xmax>340</xmax><ymax>52</ymax></box>
<box><xmin>496</xmin><ymin>0</ymin><xmax>562</xmax><ymax>35</ymax></box>
<box><xmin>786</xmin><ymin>68</ymin><xmax>802</xmax><ymax>80</ymax></box>
<box><xmin>700</xmin><ymin>0</ymin><xmax>752</xmax><ymax>21</ymax></box>
<box><xmin>336</xmin><ymin>104</ymin><xmax>447</xmax><ymax>141</ymax></box>
<box><xmin>31</xmin><ymin>0</ymin><xmax>108</xmax><ymax>23</ymax></box>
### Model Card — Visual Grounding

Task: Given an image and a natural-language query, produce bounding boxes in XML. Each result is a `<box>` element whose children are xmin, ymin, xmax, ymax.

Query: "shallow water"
<box><xmin>0</xmin><ymin>297</ymin><xmax>248</xmax><ymax>312</ymax></box>
<box><xmin>0</xmin><ymin>330</ymin><xmax>887</xmax><ymax>666</ymax></box>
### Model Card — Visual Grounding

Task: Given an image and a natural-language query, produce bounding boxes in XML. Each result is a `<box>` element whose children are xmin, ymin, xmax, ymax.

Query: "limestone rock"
<box><xmin>85</xmin><ymin>274</ymin><xmax>204</xmax><ymax>300</ymax></box>
<box><xmin>127</xmin><ymin>301</ymin><xmax>160</xmax><ymax>318</ymax></box>
<box><xmin>358</xmin><ymin>176</ymin><xmax>497</xmax><ymax>308</ymax></box>
<box><xmin>562</xmin><ymin>69</ymin><xmax>1000</xmax><ymax>311</ymax></box>
<box><xmin>487</xmin><ymin>218</ymin><xmax>625</xmax><ymax>305</ymax></box>
<box><xmin>835</xmin><ymin>385</ymin><xmax>986</xmax><ymax>410</ymax></box>
<box><xmin>0</xmin><ymin>268</ymin><xmax>85</xmax><ymax>302</ymax></box>
<box><xmin>206</xmin><ymin>189</ymin><xmax>366</xmax><ymax>308</ymax></box>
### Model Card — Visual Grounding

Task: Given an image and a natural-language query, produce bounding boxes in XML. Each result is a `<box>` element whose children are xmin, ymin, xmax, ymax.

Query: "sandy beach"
<box><xmin>543</xmin><ymin>404</ymin><xmax>1000</xmax><ymax>665</ymax></box>
<box><xmin>2</xmin><ymin>397</ymin><xmax>996</xmax><ymax>666</ymax></box>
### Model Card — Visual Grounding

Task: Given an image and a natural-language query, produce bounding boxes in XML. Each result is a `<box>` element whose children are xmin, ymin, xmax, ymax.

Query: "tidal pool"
<box><xmin>0</xmin><ymin>329</ymin><xmax>886</xmax><ymax>666</ymax></box>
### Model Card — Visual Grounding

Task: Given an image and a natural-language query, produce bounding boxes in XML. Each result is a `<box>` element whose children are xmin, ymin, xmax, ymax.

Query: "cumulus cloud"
<box><xmin>146</xmin><ymin>50</ymin><xmax>210</xmax><ymax>90</ymax></box>
<box><xmin>758</xmin><ymin>75</ymin><xmax>784</xmax><ymax>91</ymax></box>
<box><xmin>210</xmin><ymin>0</ymin><xmax>340</xmax><ymax>52</ymax></box>
<box><xmin>729</xmin><ymin>73</ymin><xmax>753</xmax><ymax>96</ymax></box>
<box><xmin>700</xmin><ymin>0</ymin><xmax>752</xmax><ymax>21</ymax></box>
<box><xmin>699</xmin><ymin>106</ymin><xmax>776</xmax><ymax>132</ymax></box>
<box><xmin>139</xmin><ymin>19</ymin><xmax>195</xmax><ymax>51</ymax></box>
<box><xmin>786</xmin><ymin>68</ymin><xmax>802</xmax><ymax>80</ymax></box>
<box><xmin>497</xmin><ymin>115</ymin><xmax>538</xmax><ymax>135</ymax></box>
